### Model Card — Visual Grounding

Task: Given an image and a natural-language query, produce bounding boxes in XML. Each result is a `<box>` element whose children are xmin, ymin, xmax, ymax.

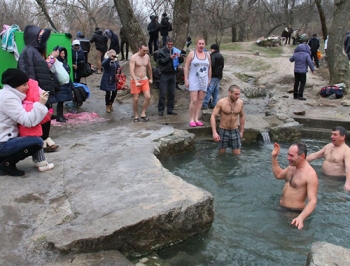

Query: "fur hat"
<box><xmin>210</xmin><ymin>44</ymin><xmax>219</xmax><ymax>51</ymax></box>
<box><xmin>2</xmin><ymin>68</ymin><xmax>29</xmax><ymax>88</ymax></box>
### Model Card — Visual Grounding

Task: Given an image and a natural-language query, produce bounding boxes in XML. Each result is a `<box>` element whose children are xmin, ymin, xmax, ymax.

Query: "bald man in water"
<box><xmin>306</xmin><ymin>126</ymin><xmax>350</xmax><ymax>191</ymax></box>
<box><xmin>271</xmin><ymin>142</ymin><xmax>318</xmax><ymax>229</ymax></box>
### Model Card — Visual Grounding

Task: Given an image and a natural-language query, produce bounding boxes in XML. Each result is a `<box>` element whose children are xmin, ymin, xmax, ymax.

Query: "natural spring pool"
<box><xmin>136</xmin><ymin>139</ymin><xmax>350</xmax><ymax>266</ymax></box>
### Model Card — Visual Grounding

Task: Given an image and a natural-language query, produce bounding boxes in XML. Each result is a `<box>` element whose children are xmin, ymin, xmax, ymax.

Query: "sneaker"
<box><xmin>34</xmin><ymin>161</ymin><xmax>55</xmax><ymax>172</ymax></box>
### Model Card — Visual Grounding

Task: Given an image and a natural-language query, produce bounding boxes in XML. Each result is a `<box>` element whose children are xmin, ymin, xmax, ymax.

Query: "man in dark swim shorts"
<box><xmin>210</xmin><ymin>85</ymin><xmax>245</xmax><ymax>155</ymax></box>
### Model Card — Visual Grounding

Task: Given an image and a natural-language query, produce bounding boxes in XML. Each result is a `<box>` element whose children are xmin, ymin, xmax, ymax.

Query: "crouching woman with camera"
<box><xmin>0</xmin><ymin>69</ymin><xmax>49</xmax><ymax>176</ymax></box>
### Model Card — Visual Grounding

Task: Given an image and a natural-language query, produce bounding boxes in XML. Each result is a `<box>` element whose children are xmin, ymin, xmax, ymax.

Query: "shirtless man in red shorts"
<box><xmin>129</xmin><ymin>42</ymin><xmax>153</xmax><ymax>122</ymax></box>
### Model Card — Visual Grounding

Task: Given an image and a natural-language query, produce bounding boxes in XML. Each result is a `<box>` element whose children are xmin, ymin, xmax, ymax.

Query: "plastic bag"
<box><xmin>317</xmin><ymin>50</ymin><xmax>322</xmax><ymax>59</ymax></box>
<box><xmin>52</xmin><ymin>60</ymin><xmax>70</xmax><ymax>85</ymax></box>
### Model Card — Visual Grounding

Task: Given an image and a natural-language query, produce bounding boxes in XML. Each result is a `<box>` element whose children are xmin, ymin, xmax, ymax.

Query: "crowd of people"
<box><xmin>1</xmin><ymin>21</ymin><xmax>350</xmax><ymax>234</ymax></box>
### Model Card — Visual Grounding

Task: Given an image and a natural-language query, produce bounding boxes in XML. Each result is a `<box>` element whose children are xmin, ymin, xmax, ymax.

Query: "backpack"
<box><xmin>320</xmin><ymin>85</ymin><xmax>343</xmax><ymax>99</ymax></box>
<box><xmin>168</xmin><ymin>22</ymin><xmax>172</xmax><ymax>32</ymax></box>
<box><xmin>1</xmin><ymin>24</ymin><xmax>20</xmax><ymax>52</ymax></box>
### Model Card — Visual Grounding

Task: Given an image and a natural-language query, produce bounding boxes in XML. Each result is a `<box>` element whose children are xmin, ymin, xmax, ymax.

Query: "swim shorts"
<box><xmin>218</xmin><ymin>128</ymin><xmax>241</xmax><ymax>150</ymax></box>
<box><xmin>130</xmin><ymin>79</ymin><xmax>150</xmax><ymax>94</ymax></box>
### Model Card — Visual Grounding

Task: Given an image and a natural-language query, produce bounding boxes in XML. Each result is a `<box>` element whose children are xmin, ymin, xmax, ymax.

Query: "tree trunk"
<box><xmin>314</xmin><ymin>0</ymin><xmax>328</xmax><ymax>42</ymax></box>
<box><xmin>231</xmin><ymin>26</ymin><xmax>237</xmax><ymax>42</ymax></box>
<box><xmin>173</xmin><ymin>0</ymin><xmax>193</xmax><ymax>49</ymax></box>
<box><xmin>113</xmin><ymin>0</ymin><xmax>146</xmax><ymax>53</ymax></box>
<box><xmin>327</xmin><ymin>0</ymin><xmax>350</xmax><ymax>91</ymax></box>
<box><xmin>34</xmin><ymin>0</ymin><xmax>57</xmax><ymax>31</ymax></box>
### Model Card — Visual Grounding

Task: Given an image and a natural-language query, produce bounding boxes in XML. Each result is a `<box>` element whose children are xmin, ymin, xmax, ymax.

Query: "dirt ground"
<box><xmin>65</xmin><ymin>41</ymin><xmax>349</xmax><ymax>136</ymax></box>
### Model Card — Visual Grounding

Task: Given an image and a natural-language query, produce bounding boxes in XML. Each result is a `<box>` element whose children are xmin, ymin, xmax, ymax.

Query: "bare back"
<box><xmin>280</xmin><ymin>164</ymin><xmax>317</xmax><ymax>210</ymax></box>
<box><xmin>322</xmin><ymin>143</ymin><xmax>349</xmax><ymax>176</ymax></box>
<box><xmin>217</xmin><ymin>97</ymin><xmax>244</xmax><ymax>130</ymax></box>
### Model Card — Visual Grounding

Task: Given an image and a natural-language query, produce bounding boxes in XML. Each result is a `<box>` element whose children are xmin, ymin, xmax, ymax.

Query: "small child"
<box><xmin>18</xmin><ymin>79</ymin><xmax>54</xmax><ymax>172</ymax></box>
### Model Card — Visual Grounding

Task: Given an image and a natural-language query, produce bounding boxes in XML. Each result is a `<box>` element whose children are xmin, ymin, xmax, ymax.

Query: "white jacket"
<box><xmin>0</xmin><ymin>84</ymin><xmax>48</xmax><ymax>142</ymax></box>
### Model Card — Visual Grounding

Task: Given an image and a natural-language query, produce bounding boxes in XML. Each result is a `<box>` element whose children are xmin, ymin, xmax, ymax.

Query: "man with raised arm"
<box><xmin>271</xmin><ymin>142</ymin><xmax>318</xmax><ymax>229</ymax></box>
<box><xmin>129</xmin><ymin>42</ymin><xmax>153</xmax><ymax>122</ymax></box>
<box><xmin>210</xmin><ymin>85</ymin><xmax>245</xmax><ymax>155</ymax></box>
<box><xmin>306</xmin><ymin>126</ymin><xmax>350</xmax><ymax>191</ymax></box>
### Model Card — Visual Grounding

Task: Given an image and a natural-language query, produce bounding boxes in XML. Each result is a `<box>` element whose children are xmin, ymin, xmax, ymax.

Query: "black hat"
<box><xmin>210</xmin><ymin>44</ymin><xmax>219</xmax><ymax>51</ymax></box>
<box><xmin>162</xmin><ymin>12</ymin><xmax>167</xmax><ymax>17</ymax></box>
<box><xmin>2</xmin><ymin>68</ymin><xmax>29</xmax><ymax>88</ymax></box>
<box><xmin>38</xmin><ymin>28</ymin><xmax>51</xmax><ymax>44</ymax></box>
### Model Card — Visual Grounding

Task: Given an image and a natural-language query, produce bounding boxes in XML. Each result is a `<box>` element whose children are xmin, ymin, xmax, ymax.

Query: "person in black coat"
<box><xmin>100</xmin><ymin>49</ymin><xmax>120</xmax><ymax>113</ymax></box>
<box><xmin>147</xmin><ymin>15</ymin><xmax>160</xmax><ymax>54</ymax></box>
<box><xmin>308</xmin><ymin>34</ymin><xmax>320</xmax><ymax>68</ymax></box>
<box><xmin>89</xmin><ymin>27</ymin><xmax>108</xmax><ymax>74</ymax></box>
<box><xmin>119</xmin><ymin>26</ymin><xmax>129</xmax><ymax>61</ymax></box>
<box><xmin>159</xmin><ymin>13</ymin><xmax>172</xmax><ymax>47</ymax></box>
<box><xmin>75</xmin><ymin>31</ymin><xmax>91</xmax><ymax>62</ymax></box>
<box><xmin>53</xmin><ymin>47</ymin><xmax>74</xmax><ymax>122</ymax></box>
<box><xmin>105</xmin><ymin>29</ymin><xmax>120</xmax><ymax>55</ymax></box>
<box><xmin>71</xmin><ymin>39</ymin><xmax>85</xmax><ymax>82</ymax></box>
<box><xmin>18</xmin><ymin>25</ymin><xmax>59</xmax><ymax>152</ymax></box>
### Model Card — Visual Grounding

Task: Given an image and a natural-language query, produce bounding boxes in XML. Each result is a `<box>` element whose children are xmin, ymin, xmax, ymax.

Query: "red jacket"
<box><xmin>18</xmin><ymin>79</ymin><xmax>51</xmax><ymax>137</ymax></box>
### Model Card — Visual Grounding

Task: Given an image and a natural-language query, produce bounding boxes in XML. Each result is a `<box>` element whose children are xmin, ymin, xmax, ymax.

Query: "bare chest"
<box><xmin>324</xmin><ymin>147</ymin><xmax>345</xmax><ymax>164</ymax></box>
<box><xmin>221</xmin><ymin>101</ymin><xmax>242</xmax><ymax>116</ymax></box>
<box><xmin>286</xmin><ymin>170</ymin><xmax>306</xmax><ymax>189</ymax></box>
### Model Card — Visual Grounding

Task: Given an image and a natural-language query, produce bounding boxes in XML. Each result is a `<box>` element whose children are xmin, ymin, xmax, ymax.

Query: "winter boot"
<box><xmin>0</xmin><ymin>144</ymin><xmax>42</xmax><ymax>176</ymax></box>
<box><xmin>106</xmin><ymin>105</ymin><xmax>111</xmax><ymax>113</ymax></box>
<box><xmin>110</xmin><ymin>102</ymin><xmax>114</xmax><ymax>111</ymax></box>
<box><xmin>56</xmin><ymin>102</ymin><xmax>67</xmax><ymax>123</ymax></box>
<box><xmin>44</xmin><ymin>137</ymin><xmax>59</xmax><ymax>153</ymax></box>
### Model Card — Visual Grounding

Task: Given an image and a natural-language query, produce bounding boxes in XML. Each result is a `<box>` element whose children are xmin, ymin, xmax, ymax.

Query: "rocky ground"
<box><xmin>1</xmin><ymin>41</ymin><xmax>349</xmax><ymax>266</ymax></box>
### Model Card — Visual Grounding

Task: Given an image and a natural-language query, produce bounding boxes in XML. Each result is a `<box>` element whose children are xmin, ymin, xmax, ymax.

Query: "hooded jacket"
<box><xmin>289</xmin><ymin>44</ymin><xmax>315</xmax><ymax>73</ymax></box>
<box><xmin>210</xmin><ymin>50</ymin><xmax>224</xmax><ymax>79</ymax></box>
<box><xmin>160</xmin><ymin>16</ymin><xmax>170</xmax><ymax>36</ymax></box>
<box><xmin>89</xmin><ymin>29</ymin><xmax>108</xmax><ymax>52</ymax></box>
<box><xmin>0</xmin><ymin>84</ymin><xmax>47</xmax><ymax>142</ymax></box>
<box><xmin>18</xmin><ymin>25</ymin><xmax>57</xmax><ymax>94</ymax></box>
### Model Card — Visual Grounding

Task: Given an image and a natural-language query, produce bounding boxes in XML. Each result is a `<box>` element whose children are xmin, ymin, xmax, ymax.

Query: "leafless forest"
<box><xmin>1</xmin><ymin>0</ymin><xmax>349</xmax><ymax>87</ymax></box>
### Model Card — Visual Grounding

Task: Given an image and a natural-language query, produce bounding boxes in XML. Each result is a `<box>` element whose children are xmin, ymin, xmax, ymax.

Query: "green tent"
<box><xmin>0</xmin><ymin>31</ymin><xmax>73</xmax><ymax>87</ymax></box>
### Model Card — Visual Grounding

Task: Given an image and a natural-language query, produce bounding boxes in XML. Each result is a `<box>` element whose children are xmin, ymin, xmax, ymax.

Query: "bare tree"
<box><xmin>327</xmin><ymin>0</ymin><xmax>350</xmax><ymax>90</ymax></box>
<box><xmin>34</xmin><ymin>0</ymin><xmax>58</xmax><ymax>31</ymax></box>
<box><xmin>314</xmin><ymin>0</ymin><xmax>328</xmax><ymax>41</ymax></box>
<box><xmin>114</xmin><ymin>0</ymin><xmax>146</xmax><ymax>53</ymax></box>
<box><xmin>173</xmin><ymin>0</ymin><xmax>192</xmax><ymax>49</ymax></box>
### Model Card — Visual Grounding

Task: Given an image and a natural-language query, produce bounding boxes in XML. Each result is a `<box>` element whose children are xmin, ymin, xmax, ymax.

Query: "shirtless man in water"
<box><xmin>271</xmin><ymin>142</ymin><xmax>318</xmax><ymax>229</ymax></box>
<box><xmin>129</xmin><ymin>42</ymin><xmax>153</xmax><ymax>122</ymax></box>
<box><xmin>306</xmin><ymin>126</ymin><xmax>350</xmax><ymax>191</ymax></box>
<box><xmin>210</xmin><ymin>85</ymin><xmax>245</xmax><ymax>154</ymax></box>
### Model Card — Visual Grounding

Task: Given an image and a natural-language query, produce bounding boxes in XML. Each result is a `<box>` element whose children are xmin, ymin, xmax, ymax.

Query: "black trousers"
<box><xmin>148</xmin><ymin>34</ymin><xmax>159</xmax><ymax>54</ymax></box>
<box><xmin>158</xmin><ymin>73</ymin><xmax>176</xmax><ymax>113</ymax></box>
<box><xmin>120</xmin><ymin>40</ymin><xmax>129</xmax><ymax>59</ymax></box>
<box><xmin>310</xmin><ymin>50</ymin><xmax>319</xmax><ymax>68</ymax></box>
<box><xmin>293</xmin><ymin>72</ymin><xmax>307</xmax><ymax>98</ymax></box>
<box><xmin>105</xmin><ymin>91</ymin><xmax>117</xmax><ymax>106</ymax></box>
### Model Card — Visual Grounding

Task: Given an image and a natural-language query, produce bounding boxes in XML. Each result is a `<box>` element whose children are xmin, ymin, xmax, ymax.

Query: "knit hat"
<box><xmin>2</xmin><ymin>68</ymin><xmax>29</xmax><ymax>88</ymax></box>
<box><xmin>210</xmin><ymin>44</ymin><xmax>219</xmax><ymax>51</ymax></box>
<box><xmin>72</xmin><ymin>40</ymin><xmax>80</xmax><ymax>46</ymax></box>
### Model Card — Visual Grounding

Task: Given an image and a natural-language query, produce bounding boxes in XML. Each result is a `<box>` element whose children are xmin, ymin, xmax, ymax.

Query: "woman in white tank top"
<box><xmin>184</xmin><ymin>37</ymin><xmax>211</xmax><ymax>127</ymax></box>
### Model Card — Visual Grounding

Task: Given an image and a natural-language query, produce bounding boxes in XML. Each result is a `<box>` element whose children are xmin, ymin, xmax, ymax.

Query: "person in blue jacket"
<box><xmin>289</xmin><ymin>43</ymin><xmax>315</xmax><ymax>100</ymax></box>
<box><xmin>100</xmin><ymin>49</ymin><xmax>120</xmax><ymax>113</ymax></box>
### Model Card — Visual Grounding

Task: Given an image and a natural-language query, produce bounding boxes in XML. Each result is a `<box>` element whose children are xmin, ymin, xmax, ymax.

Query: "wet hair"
<box><xmin>333</xmin><ymin>126</ymin><xmax>347</xmax><ymax>138</ymax></box>
<box><xmin>138</xmin><ymin>42</ymin><xmax>147</xmax><ymax>49</ymax></box>
<box><xmin>228</xmin><ymin>85</ymin><xmax>241</xmax><ymax>92</ymax></box>
<box><xmin>292</xmin><ymin>142</ymin><xmax>307</xmax><ymax>157</ymax></box>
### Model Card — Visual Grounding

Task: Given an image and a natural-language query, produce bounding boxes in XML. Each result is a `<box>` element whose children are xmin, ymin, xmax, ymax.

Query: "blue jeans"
<box><xmin>0</xmin><ymin>137</ymin><xmax>43</xmax><ymax>157</ymax></box>
<box><xmin>203</xmin><ymin>78</ymin><xmax>221</xmax><ymax>108</ymax></box>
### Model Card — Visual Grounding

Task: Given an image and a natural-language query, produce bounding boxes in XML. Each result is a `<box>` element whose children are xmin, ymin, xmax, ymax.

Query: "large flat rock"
<box><xmin>0</xmin><ymin>123</ymin><xmax>214</xmax><ymax>264</ymax></box>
